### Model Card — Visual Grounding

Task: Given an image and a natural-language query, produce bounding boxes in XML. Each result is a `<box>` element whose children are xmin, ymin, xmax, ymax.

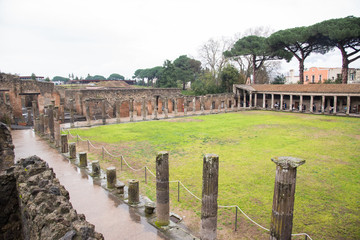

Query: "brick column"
<box><xmin>129</xmin><ymin>98</ymin><xmax>134</xmax><ymax>122</ymax></box>
<box><xmin>102</xmin><ymin>100</ymin><xmax>106</xmax><ymax>125</ymax></box>
<box><xmin>270</xmin><ymin>157</ymin><xmax>305</xmax><ymax>240</ymax></box>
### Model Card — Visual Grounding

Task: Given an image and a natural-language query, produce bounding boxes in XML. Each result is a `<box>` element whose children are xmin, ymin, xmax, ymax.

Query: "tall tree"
<box><xmin>268</xmin><ymin>26</ymin><xmax>329</xmax><ymax>83</ymax></box>
<box><xmin>173</xmin><ymin>55</ymin><xmax>201</xmax><ymax>90</ymax></box>
<box><xmin>156</xmin><ymin>60</ymin><xmax>177</xmax><ymax>88</ymax></box>
<box><xmin>198</xmin><ymin>38</ymin><xmax>231</xmax><ymax>85</ymax></box>
<box><xmin>224</xmin><ymin>35</ymin><xmax>290</xmax><ymax>84</ymax></box>
<box><xmin>311</xmin><ymin>16</ymin><xmax>360</xmax><ymax>83</ymax></box>
<box><xmin>219</xmin><ymin>64</ymin><xmax>240</xmax><ymax>92</ymax></box>
<box><xmin>108</xmin><ymin>73</ymin><xmax>125</xmax><ymax>80</ymax></box>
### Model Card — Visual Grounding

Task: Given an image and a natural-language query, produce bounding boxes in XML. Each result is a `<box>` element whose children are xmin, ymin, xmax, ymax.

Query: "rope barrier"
<box><xmin>66</xmin><ymin>131</ymin><xmax>313</xmax><ymax>239</ymax></box>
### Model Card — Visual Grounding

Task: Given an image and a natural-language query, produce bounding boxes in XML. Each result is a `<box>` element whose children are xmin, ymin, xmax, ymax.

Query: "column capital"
<box><xmin>271</xmin><ymin>156</ymin><xmax>305</xmax><ymax>169</ymax></box>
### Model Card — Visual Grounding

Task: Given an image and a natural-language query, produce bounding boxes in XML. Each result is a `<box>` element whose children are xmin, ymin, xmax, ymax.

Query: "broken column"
<box><xmin>270</xmin><ymin>157</ymin><xmax>305</xmax><ymax>240</ymax></box>
<box><xmin>69</xmin><ymin>143</ymin><xmax>76</xmax><ymax>159</ymax></box>
<box><xmin>27</xmin><ymin>107</ymin><xmax>33</xmax><ymax>126</ymax></box>
<box><xmin>102</xmin><ymin>99</ymin><xmax>106</xmax><ymax>125</ymax></box>
<box><xmin>201</xmin><ymin>154</ymin><xmax>219</xmax><ymax>240</ymax></box>
<box><xmin>92</xmin><ymin>161</ymin><xmax>100</xmax><ymax>177</ymax></box>
<box><xmin>79</xmin><ymin>152</ymin><xmax>87</xmax><ymax>167</ymax></box>
<box><xmin>44</xmin><ymin>114</ymin><xmax>49</xmax><ymax>137</ymax></box>
<box><xmin>48</xmin><ymin>105</ymin><xmax>55</xmax><ymax>143</ymax></box>
<box><xmin>32</xmin><ymin>100</ymin><xmax>38</xmax><ymax>131</ymax></box>
<box><xmin>128</xmin><ymin>179</ymin><xmax>139</xmax><ymax>204</ymax></box>
<box><xmin>106</xmin><ymin>167</ymin><xmax>116</xmax><ymax>188</ymax></box>
<box><xmin>61</xmin><ymin>134</ymin><xmax>68</xmax><ymax>153</ymax></box>
<box><xmin>156</xmin><ymin>151</ymin><xmax>170</xmax><ymax>226</ymax></box>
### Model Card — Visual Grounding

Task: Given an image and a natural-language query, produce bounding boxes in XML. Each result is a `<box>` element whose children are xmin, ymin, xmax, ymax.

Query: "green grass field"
<box><xmin>68</xmin><ymin>111</ymin><xmax>360</xmax><ymax>239</ymax></box>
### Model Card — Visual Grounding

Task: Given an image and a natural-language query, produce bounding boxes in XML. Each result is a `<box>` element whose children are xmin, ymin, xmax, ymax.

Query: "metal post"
<box><xmin>177</xmin><ymin>180</ymin><xmax>180</xmax><ymax>202</ymax></box>
<box><xmin>235</xmin><ymin>207</ymin><xmax>238</xmax><ymax>231</ymax></box>
<box><xmin>145</xmin><ymin>167</ymin><xmax>147</xmax><ymax>184</ymax></box>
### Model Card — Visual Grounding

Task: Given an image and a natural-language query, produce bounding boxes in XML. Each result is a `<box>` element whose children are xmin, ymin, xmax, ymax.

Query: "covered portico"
<box><xmin>233</xmin><ymin>84</ymin><xmax>360</xmax><ymax>116</ymax></box>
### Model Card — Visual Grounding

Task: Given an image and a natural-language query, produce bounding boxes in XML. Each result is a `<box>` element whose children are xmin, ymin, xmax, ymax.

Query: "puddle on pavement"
<box><xmin>12</xmin><ymin>129</ymin><xmax>167</xmax><ymax>240</ymax></box>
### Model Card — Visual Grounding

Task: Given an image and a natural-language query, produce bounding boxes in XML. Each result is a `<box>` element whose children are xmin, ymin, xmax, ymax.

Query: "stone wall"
<box><xmin>0</xmin><ymin>122</ymin><xmax>14</xmax><ymax>171</ymax></box>
<box><xmin>0</xmin><ymin>156</ymin><xmax>104</xmax><ymax>240</ymax></box>
<box><xmin>0</xmin><ymin>73</ymin><xmax>59</xmax><ymax>122</ymax></box>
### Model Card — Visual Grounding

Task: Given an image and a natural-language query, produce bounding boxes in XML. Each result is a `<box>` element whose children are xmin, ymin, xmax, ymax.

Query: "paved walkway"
<box><xmin>12</xmin><ymin>129</ymin><xmax>166</xmax><ymax>240</ymax></box>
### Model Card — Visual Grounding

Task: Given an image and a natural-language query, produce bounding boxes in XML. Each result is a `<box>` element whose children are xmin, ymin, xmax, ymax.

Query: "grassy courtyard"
<box><xmin>68</xmin><ymin>111</ymin><xmax>360</xmax><ymax>239</ymax></box>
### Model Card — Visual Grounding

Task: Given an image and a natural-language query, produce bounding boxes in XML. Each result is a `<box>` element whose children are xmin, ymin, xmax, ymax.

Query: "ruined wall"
<box><xmin>0</xmin><ymin>73</ymin><xmax>59</xmax><ymax>122</ymax></box>
<box><xmin>0</xmin><ymin>156</ymin><xmax>104</xmax><ymax>240</ymax></box>
<box><xmin>0</xmin><ymin>92</ymin><xmax>12</xmax><ymax>125</ymax></box>
<box><xmin>0</xmin><ymin>122</ymin><xmax>15</xmax><ymax>171</ymax></box>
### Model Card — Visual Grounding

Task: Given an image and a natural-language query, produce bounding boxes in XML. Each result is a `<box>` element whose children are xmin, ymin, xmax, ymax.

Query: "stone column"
<box><xmin>156</xmin><ymin>151</ymin><xmax>170</xmax><ymax>226</ymax></box>
<box><xmin>193</xmin><ymin>97</ymin><xmax>196</xmax><ymax>114</ymax></box>
<box><xmin>39</xmin><ymin>114</ymin><xmax>44</xmax><ymax>136</ymax></box>
<box><xmin>310</xmin><ymin>95</ymin><xmax>314</xmax><ymax>113</ymax></box>
<box><xmin>69</xmin><ymin>143</ymin><xmax>76</xmax><ymax>159</ymax></box>
<box><xmin>102</xmin><ymin>100</ymin><xmax>106</xmax><ymax>125</ymax></box>
<box><xmin>333</xmin><ymin>96</ymin><xmax>337</xmax><ymax>114</ymax></box>
<box><xmin>224</xmin><ymin>95</ymin><xmax>228</xmax><ymax>113</ymax></box>
<box><xmin>299</xmin><ymin>95</ymin><xmax>303</xmax><ymax>112</ymax></box>
<box><xmin>85</xmin><ymin>101</ymin><xmax>91</xmax><ymax>126</ymax></box>
<box><xmin>142</xmin><ymin>97</ymin><xmax>146</xmax><ymax>120</ymax></box>
<box><xmin>280</xmin><ymin>95</ymin><xmax>284</xmax><ymax>111</ymax></box>
<box><xmin>59</xmin><ymin>104</ymin><xmax>65</xmax><ymax>124</ymax></box>
<box><xmin>270</xmin><ymin>157</ymin><xmax>305</xmax><ymax>240</ymax></box>
<box><xmin>92</xmin><ymin>161</ymin><xmax>100</xmax><ymax>177</ymax></box>
<box><xmin>289</xmin><ymin>95</ymin><xmax>293</xmax><ymax>111</ymax></box>
<box><xmin>210</xmin><ymin>95</ymin><xmax>213</xmax><ymax>114</ymax></box>
<box><xmin>243</xmin><ymin>90</ymin><xmax>246</xmax><ymax>107</ymax></box>
<box><xmin>218</xmin><ymin>99</ymin><xmax>221</xmax><ymax>113</ymax></box>
<box><xmin>44</xmin><ymin>114</ymin><xmax>49</xmax><ymax>137</ymax></box>
<box><xmin>263</xmin><ymin>93</ymin><xmax>266</xmax><ymax>109</ymax></box>
<box><xmin>48</xmin><ymin>105</ymin><xmax>54</xmax><ymax>143</ymax></box>
<box><xmin>54</xmin><ymin>108</ymin><xmax>60</xmax><ymax>148</ymax></box>
<box><xmin>346</xmin><ymin>95</ymin><xmax>350</xmax><ymax>115</ymax></box>
<box><xmin>271</xmin><ymin>94</ymin><xmax>275</xmax><ymax>110</ymax></box>
<box><xmin>254</xmin><ymin>93</ymin><xmax>257</xmax><ymax>109</ymax></box>
<box><xmin>237</xmin><ymin>94</ymin><xmax>240</xmax><ymax>110</ymax></box>
<box><xmin>174</xmin><ymin>98</ymin><xmax>178</xmax><ymax>116</ymax></box>
<box><xmin>61</xmin><ymin>134</ymin><xmax>68</xmax><ymax>153</ymax></box>
<box><xmin>201</xmin><ymin>154</ymin><xmax>219</xmax><ymax>240</ymax></box>
<box><xmin>26</xmin><ymin>107</ymin><xmax>32</xmax><ymax>126</ymax></box>
<box><xmin>153</xmin><ymin>97</ymin><xmax>158</xmax><ymax>120</ymax></box>
<box><xmin>116</xmin><ymin>99</ymin><xmax>122</xmax><ymax>123</ymax></box>
<box><xmin>321</xmin><ymin>95</ymin><xmax>325</xmax><ymax>114</ymax></box>
<box><xmin>128</xmin><ymin>179</ymin><xmax>139</xmax><ymax>204</ymax></box>
<box><xmin>32</xmin><ymin>100</ymin><xmax>38</xmax><ymax>131</ymax></box>
<box><xmin>70</xmin><ymin>99</ymin><xmax>75</xmax><ymax>128</ymax></box>
<box><xmin>79</xmin><ymin>152</ymin><xmax>87</xmax><ymax>167</ymax></box>
<box><xmin>106</xmin><ymin>167</ymin><xmax>116</xmax><ymax>189</ymax></box>
<box><xmin>249</xmin><ymin>92</ymin><xmax>253</xmax><ymax>108</ymax></box>
<box><xmin>184</xmin><ymin>97</ymin><xmax>187</xmax><ymax>116</ymax></box>
<box><xmin>164</xmin><ymin>97</ymin><xmax>169</xmax><ymax>119</ymax></box>
<box><xmin>201</xmin><ymin>96</ymin><xmax>205</xmax><ymax>115</ymax></box>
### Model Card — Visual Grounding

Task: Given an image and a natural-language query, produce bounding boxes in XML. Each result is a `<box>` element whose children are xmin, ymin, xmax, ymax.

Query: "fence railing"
<box><xmin>66</xmin><ymin>129</ymin><xmax>313</xmax><ymax>240</ymax></box>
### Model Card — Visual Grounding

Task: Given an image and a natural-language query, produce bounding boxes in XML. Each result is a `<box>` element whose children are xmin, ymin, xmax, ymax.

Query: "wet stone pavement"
<box><xmin>12</xmin><ymin>129</ymin><xmax>168</xmax><ymax>240</ymax></box>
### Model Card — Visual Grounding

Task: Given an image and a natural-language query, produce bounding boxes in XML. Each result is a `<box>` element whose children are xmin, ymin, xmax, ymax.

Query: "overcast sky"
<box><xmin>0</xmin><ymin>0</ymin><xmax>359</xmax><ymax>79</ymax></box>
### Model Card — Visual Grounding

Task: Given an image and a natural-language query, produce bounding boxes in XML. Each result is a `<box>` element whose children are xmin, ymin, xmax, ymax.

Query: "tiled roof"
<box><xmin>234</xmin><ymin>84</ymin><xmax>360</xmax><ymax>94</ymax></box>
